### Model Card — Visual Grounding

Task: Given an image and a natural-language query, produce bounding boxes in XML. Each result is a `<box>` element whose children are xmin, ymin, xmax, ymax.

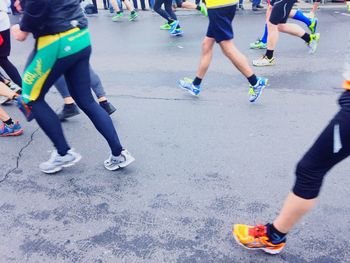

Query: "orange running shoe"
<box><xmin>233</xmin><ymin>224</ymin><xmax>286</xmax><ymax>255</ymax></box>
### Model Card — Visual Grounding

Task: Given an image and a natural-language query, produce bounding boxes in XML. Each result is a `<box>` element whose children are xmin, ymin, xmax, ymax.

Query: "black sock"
<box><xmin>266</xmin><ymin>223</ymin><xmax>287</xmax><ymax>244</ymax></box>
<box><xmin>265</xmin><ymin>49</ymin><xmax>274</xmax><ymax>59</ymax></box>
<box><xmin>193</xmin><ymin>77</ymin><xmax>202</xmax><ymax>86</ymax></box>
<box><xmin>131</xmin><ymin>10</ymin><xmax>135</xmax><ymax>14</ymax></box>
<box><xmin>4</xmin><ymin>118</ymin><xmax>14</xmax><ymax>126</ymax></box>
<box><xmin>64</xmin><ymin>103</ymin><xmax>76</xmax><ymax>109</ymax></box>
<box><xmin>117</xmin><ymin>11</ymin><xmax>122</xmax><ymax>14</ymax></box>
<box><xmin>168</xmin><ymin>18</ymin><xmax>175</xmax><ymax>24</ymax></box>
<box><xmin>247</xmin><ymin>74</ymin><xmax>258</xmax><ymax>86</ymax></box>
<box><xmin>301</xmin><ymin>33</ymin><xmax>311</xmax><ymax>43</ymax></box>
<box><xmin>99</xmin><ymin>100</ymin><xmax>108</xmax><ymax>105</ymax></box>
<box><xmin>196</xmin><ymin>5</ymin><xmax>201</xmax><ymax>10</ymax></box>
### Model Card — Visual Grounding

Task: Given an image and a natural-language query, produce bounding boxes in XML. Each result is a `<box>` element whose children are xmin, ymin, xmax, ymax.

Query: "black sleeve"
<box><xmin>20</xmin><ymin>0</ymin><xmax>50</xmax><ymax>33</ymax></box>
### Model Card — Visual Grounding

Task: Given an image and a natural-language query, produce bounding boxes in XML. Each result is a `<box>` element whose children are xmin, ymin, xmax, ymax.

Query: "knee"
<box><xmin>201</xmin><ymin>39</ymin><xmax>213</xmax><ymax>54</ymax></box>
<box><xmin>293</xmin><ymin>159</ymin><xmax>325</xmax><ymax>200</ymax></box>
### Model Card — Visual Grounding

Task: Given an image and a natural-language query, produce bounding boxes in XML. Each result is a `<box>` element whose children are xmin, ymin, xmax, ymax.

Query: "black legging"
<box><xmin>28</xmin><ymin>47</ymin><xmax>123</xmax><ymax>157</ymax></box>
<box><xmin>0</xmin><ymin>29</ymin><xmax>22</xmax><ymax>87</ymax></box>
<box><xmin>0</xmin><ymin>57</ymin><xmax>22</xmax><ymax>87</ymax></box>
<box><xmin>154</xmin><ymin>0</ymin><xmax>177</xmax><ymax>22</ymax></box>
<box><xmin>293</xmin><ymin>91</ymin><xmax>350</xmax><ymax>199</ymax></box>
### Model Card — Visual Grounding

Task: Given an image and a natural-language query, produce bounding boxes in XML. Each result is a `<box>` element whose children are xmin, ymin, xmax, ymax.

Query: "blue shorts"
<box><xmin>206</xmin><ymin>5</ymin><xmax>237</xmax><ymax>43</ymax></box>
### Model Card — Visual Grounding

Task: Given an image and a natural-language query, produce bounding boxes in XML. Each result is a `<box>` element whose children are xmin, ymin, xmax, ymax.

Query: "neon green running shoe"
<box><xmin>250</xmin><ymin>39</ymin><xmax>267</xmax><ymax>49</ymax></box>
<box><xmin>112</xmin><ymin>12</ymin><xmax>124</xmax><ymax>22</ymax></box>
<box><xmin>308</xmin><ymin>18</ymin><xmax>318</xmax><ymax>34</ymax></box>
<box><xmin>308</xmin><ymin>33</ymin><xmax>320</xmax><ymax>54</ymax></box>
<box><xmin>129</xmin><ymin>11</ymin><xmax>138</xmax><ymax>21</ymax></box>
<box><xmin>160</xmin><ymin>23</ymin><xmax>171</xmax><ymax>30</ymax></box>
<box><xmin>199</xmin><ymin>4</ymin><xmax>208</xmax><ymax>16</ymax></box>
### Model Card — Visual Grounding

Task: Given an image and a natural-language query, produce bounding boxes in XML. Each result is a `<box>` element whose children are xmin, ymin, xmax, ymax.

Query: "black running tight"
<box><xmin>293</xmin><ymin>91</ymin><xmax>350</xmax><ymax>199</ymax></box>
<box><xmin>0</xmin><ymin>57</ymin><xmax>22</xmax><ymax>87</ymax></box>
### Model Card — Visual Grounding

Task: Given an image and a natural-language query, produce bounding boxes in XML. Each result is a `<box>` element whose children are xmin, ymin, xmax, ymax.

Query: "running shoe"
<box><xmin>129</xmin><ymin>11</ymin><xmax>138</xmax><ymax>21</ymax></box>
<box><xmin>178</xmin><ymin>78</ymin><xmax>201</xmax><ymax>96</ymax></box>
<box><xmin>112</xmin><ymin>12</ymin><xmax>124</xmax><ymax>21</ymax></box>
<box><xmin>249</xmin><ymin>77</ymin><xmax>268</xmax><ymax>103</ymax></box>
<box><xmin>233</xmin><ymin>224</ymin><xmax>286</xmax><ymax>255</ymax></box>
<box><xmin>308</xmin><ymin>18</ymin><xmax>318</xmax><ymax>34</ymax></box>
<box><xmin>104</xmin><ymin>149</ymin><xmax>135</xmax><ymax>171</ymax></box>
<box><xmin>0</xmin><ymin>121</ymin><xmax>23</xmax><ymax>137</ymax></box>
<box><xmin>40</xmin><ymin>149</ymin><xmax>82</xmax><ymax>174</ymax></box>
<box><xmin>250</xmin><ymin>39</ymin><xmax>267</xmax><ymax>49</ymax></box>
<box><xmin>160</xmin><ymin>23</ymin><xmax>171</xmax><ymax>30</ymax></box>
<box><xmin>253</xmin><ymin>56</ymin><xmax>275</xmax><ymax>67</ymax></box>
<box><xmin>169</xmin><ymin>20</ymin><xmax>180</xmax><ymax>34</ymax></box>
<box><xmin>308</xmin><ymin>33</ymin><xmax>320</xmax><ymax>54</ymax></box>
<box><xmin>15</xmin><ymin>96</ymin><xmax>34</xmax><ymax>122</ymax></box>
<box><xmin>100</xmin><ymin>101</ymin><xmax>117</xmax><ymax>115</ymax></box>
<box><xmin>170</xmin><ymin>28</ymin><xmax>183</xmax><ymax>36</ymax></box>
<box><xmin>57</xmin><ymin>103</ymin><xmax>80</xmax><ymax>121</ymax></box>
<box><xmin>199</xmin><ymin>4</ymin><xmax>208</xmax><ymax>16</ymax></box>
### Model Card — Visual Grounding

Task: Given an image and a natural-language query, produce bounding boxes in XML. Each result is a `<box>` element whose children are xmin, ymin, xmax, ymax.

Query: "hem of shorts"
<box><xmin>207</xmin><ymin>3</ymin><xmax>237</xmax><ymax>9</ymax></box>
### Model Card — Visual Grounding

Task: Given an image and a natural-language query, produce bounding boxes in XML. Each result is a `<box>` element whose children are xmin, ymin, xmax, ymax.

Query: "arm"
<box><xmin>19</xmin><ymin>0</ymin><xmax>49</xmax><ymax>33</ymax></box>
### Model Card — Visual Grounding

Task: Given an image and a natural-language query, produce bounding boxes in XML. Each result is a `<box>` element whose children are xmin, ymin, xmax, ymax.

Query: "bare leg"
<box><xmin>0</xmin><ymin>82</ymin><xmax>16</xmax><ymax>98</ymax></box>
<box><xmin>0</xmin><ymin>106</ymin><xmax>11</xmax><ymax>122</ymax></box>
<box><xmin>219</xmin><ymin>39</ymin><xmax>254</xmax><ymax>78</ymax></box>
<box><xmin>110</xmin><ymin>0</ymin><xmax>121</xmax><ymax>12</ymax></box>
<box><xmin>64</xmin><ymin>96</ymin><xmax>75</xmax><ymax>104</ymax></box>
<box><xmin>181</xmin><ymin>1</ymin><xmax>196</xmax><ymax>9</ymax></box>
<box><xmin>267</xmin><ymin>21</ymin><xmax>279</xmax><ymax>51</ymax></box>
<box><xmin>196</xmin><ymin>37</ymin><xmax>215</xmax><ymax>79</ymax></box>
<box><xmin>273</xmin><ymin>192</ymin><xmax>317</xmax><ymax>233</ymax></box>
<box><xmin>278</xmin><ymin>23</ymin><xmax>306</xmax><ymax>38</ymax></box>
<box><xmin>123</xmin><ymin>0</ymin><xmax>135</xmax><ymax>11</ymax></box>
<box><xmin>98</xmin><ymin>96</ymin><xmax>108</xmax><ymax>102</ymax></box>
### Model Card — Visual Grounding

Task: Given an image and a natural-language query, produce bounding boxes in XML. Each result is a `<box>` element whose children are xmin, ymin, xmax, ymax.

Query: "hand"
<box><xmin>14</xmin><ymin>0</ymin><xmax>22</xmax><ymax>12</ymax></box>
<box><xmin>11</xmin><ymin>24</ymin><xmax>29</xmax><ymax>42</ymax></box>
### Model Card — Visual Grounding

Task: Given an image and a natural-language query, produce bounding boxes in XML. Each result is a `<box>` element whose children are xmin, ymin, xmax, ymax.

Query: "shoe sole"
<box><xmin>104</xmin><ymin>156</ymin><xmax>135</xmax><ymax>171</ymax></box>
<box><xmin>249</xmin><ymin>79</ymin><xmax>269</xmax><ymax>103</ymax></box>
<box><xmin>309</xmin><ymin>34</ymin><xmax>320</xmax><ymax>54</ymax></box>
<box><xmin>232</xmin><ymin>229</ymin><xmax>284</xmax><ymax>255</ymax></box>
<box><xmin>233</xmin><ymin>232</ymin><xmax>284</xmax><ymax>255</ymax></box>
<box><xmin>178</xmin><ymin>81</ymin><xmax>200</xmax><ymax>96</ymax></box>
<box><xmin>59</xmin><ymin>111</ymin><xmax>80</xmax><ymax>121</ymax></box>
<box><xmin>129</xmin><ymin>14</ymin><xmax>138</xmax><ymax>21</ymax></box>
<box><xmin>253</xmin><ymin>61</ymin><xmax>275</xmax><ymax>67</ymax></box>
<box><xmin>0</xmin><ymin>129</ymin><xmax>24</xmax><ymax>137</ymax></box>
<box><xmin>41</xmin><ymin>155</ymin><xmax>82</xmax><ymax>174</ymax></box>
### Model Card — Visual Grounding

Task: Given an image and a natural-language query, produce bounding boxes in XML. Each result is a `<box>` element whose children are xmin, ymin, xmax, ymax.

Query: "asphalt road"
<box><xmin>0</xmin><ymin>7</ymin><xmax>350</xmax><ymax>263</ymax></box>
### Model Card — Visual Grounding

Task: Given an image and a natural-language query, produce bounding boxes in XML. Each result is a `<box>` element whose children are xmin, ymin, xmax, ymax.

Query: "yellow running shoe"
<box><xmin>233</xmin><ymin>224</ymin><xmax>286</xmax><ymax>255</ymax></box>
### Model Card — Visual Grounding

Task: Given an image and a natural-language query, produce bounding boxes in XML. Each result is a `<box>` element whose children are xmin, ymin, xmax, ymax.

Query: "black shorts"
<box><xmin>269</xmin><ymin>0</ymin><xmax>296</xmax><ymax>25</ymax></box>
<box><xmin>0</xmin><ymin>29</ymin><xmax>11</xmax><ymax>57</ymax></box>
<box><xmin>207</xmin><ymin>5</ymin><xmax>237</xmax><ymax>43</ymax></box>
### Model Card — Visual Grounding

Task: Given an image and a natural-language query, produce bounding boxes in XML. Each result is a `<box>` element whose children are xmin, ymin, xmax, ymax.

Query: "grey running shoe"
<box><xmin>58</xmin><ymin>103</ymin><xmax>80</xmax><ymax>121</ymax></box>
<box><xmin>40</xmin><ymin>149</ymin><xmax>82</xmax><ymax>174</ymax></box>
<box><xmin>104</xmin><ymin>149</ymin><xmax>135</xmax><ymax>171</ymax></box>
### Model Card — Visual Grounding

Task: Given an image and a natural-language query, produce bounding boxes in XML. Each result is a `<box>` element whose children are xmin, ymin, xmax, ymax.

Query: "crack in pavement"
<box><xmin>1</xmin><ymin>127</ymin><xmax>40</xmax><ymax>184</ymax></box>
<box><xmin>112</xmin><ymin>94</ymin><xmax>208</xmax><ymax>102</ymax></box>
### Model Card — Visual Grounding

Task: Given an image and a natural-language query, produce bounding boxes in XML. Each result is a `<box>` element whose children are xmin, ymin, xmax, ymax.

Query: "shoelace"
<box><xmin>249</xmin><ymin>225</ymin><xmax>267</xmax><ymax>238</ymax></box>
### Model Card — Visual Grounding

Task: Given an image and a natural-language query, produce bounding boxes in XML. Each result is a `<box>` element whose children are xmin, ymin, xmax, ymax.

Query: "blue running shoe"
<box><xmin>170</xmin><ymin>28</ymin><xmax>183</xmax><ymax>36</ymax></box>
<box><xmin>178</xmin><ymin>78</ymin><xmax>201</xmax><ymax>96</ymax></box>
<box><xmin>169</xmin><ymin>20</ymin><xmax>180</xmax><ymax>34</ymax></box>
<box><xmin>249</xmin><ymin>77</ymin><xmax>268</xmax><ymax>103</ymax></box>
<box><xmin>16</xmin><ymin>96</ymin><xmax>34</xmax><ymax>122</ymax></box>
<box><xmin>0</xmin><ymin>121</ymin><xmax>23</xmax><ymax>137</ymax></box>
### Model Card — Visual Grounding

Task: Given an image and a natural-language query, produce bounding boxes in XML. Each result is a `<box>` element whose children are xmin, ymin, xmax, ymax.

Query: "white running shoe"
<box><xmin>253</xmin><ymin>56</ymin><xmax>276</xmax><ymax>67</ymax></box>
<box><xmin>104</xmin><ymin>149</ymin><xmax>135</xmax><ymax>171</ymax></box>
<box><xmin>40</xmin><ymin>149</ymin><xmax>82</xmax><ymax>174</ymax></box>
